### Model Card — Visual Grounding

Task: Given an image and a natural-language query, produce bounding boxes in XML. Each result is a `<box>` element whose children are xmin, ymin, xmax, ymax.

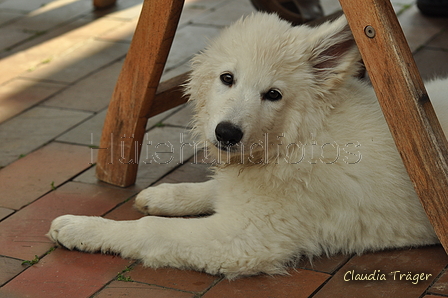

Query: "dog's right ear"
<box><xmin>307</xmin><ymin>15</ymin><xmax>362</xmax><ymax>90</ymax></box>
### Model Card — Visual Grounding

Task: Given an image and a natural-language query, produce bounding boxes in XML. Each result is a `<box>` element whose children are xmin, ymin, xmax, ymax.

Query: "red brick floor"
<box><xmin>1</xmin><ymin>0</ymin><xmax>448</xmax><ymax>297</ymax></box>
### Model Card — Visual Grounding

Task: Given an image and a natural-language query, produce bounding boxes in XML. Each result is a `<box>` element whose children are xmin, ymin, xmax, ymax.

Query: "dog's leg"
<box><xmin>134</xmin><ymin>180</ymin><xmax>216</xmax><ymax>216</ymax></box>
<box><xmin>48</xmin><ymin>213</ymin><xmax>290</xmax><ymax>277</ymax></box>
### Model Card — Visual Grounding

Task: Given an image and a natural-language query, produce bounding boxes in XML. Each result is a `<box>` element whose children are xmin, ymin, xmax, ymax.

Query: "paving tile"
<box><xmin>313</xmin><ymin>245</ymin><xmax>448</xmax><ymax>298</ymax></box>
<box><xmin>102</xmin><ymin>152</ymin><xmax>210</xmax><ymax>219</ymax></box>
<box><xmin>41</xmin><ymin>60</ymin><xmax>122</xmax><ymax>112</ymax></box>
<box><xmin>161</xmin><ymin>61</ymin><xmax>191</xmax><ymax>81</ymax></box>
<box><xmin>0</xmin><ymin>11</ymin><xmax>23</xmax><ymax>27</ymax></box>
<box><xmin>0</xmin><ymin>8</ymin><xmax>125</xmax><ymax>59</ymax></box>
<box><xmin>0</xmin><ymin>181</ymin><xmax>135</xmax><ymax>260</ymax></box>
<box><xmin>79</xmin><ymin>139</ymin><xmax>202</xmax><ymax>192</ymax></box>
<box><xmin>392</xmin><ymin>3</ymin><xmax>408</xmax><ymax>15</ymax></box>
<box><xmin>391</xmin><ymin>0</ymin><xmax>415</xmax><ymax>6</ymax></box>
<box><xmin>0</xmin><ymin>0</ymin><xmax>56</xmax><ymax>12</ymax></box>
<box><xmin>0</xmin><ymin>107</ymin><xmax>91</xmax><ymax>167</ymax></box>
<box><xmin>103</xmin><ymin>198</ymin><xmax>143</xmax><ymax>221</ymax></box>
<box><xmin>137</xmin><ymin>125</ymin><xmax>196</xmax><ymax>170</ymax></box>
<box><xmin>163</xmin><ymin>103</ymin><xmax>194</xmax><ymax>128</ymax></box>
<box><xmin>1</xmin><ymin>26</ymin><xmax>83</xmax><ymax>59</ymax></box>
<box><xmin>3</xmin><ymin>0</ymin><xmax>447</xmax><ymax>297</ymax></box>
<box><xmin>320</xmin><ymin>0</ymin><xmax>342</xmax><ymax>15</ymax></box>
<box><xmin>101</xmin><ymin>14</ymin><xmax>214</xmax><ymax>66</ymax></box>
<box><xmin>0</xmin><ymin>35</ymin><xmax>86</xmax><ymax>84</ymax></box>
<box><xmin>136</xmin><ymin>126</ymin><xmax>197</xmax><ymax>166</ymax></box>
<box><xmin>153</xmin><ymin>152</ymin><xmax>211</xmax><ymax>185</ymax></box>
<box><xmin>398</xmin><ymin>5</ymin><xmax>448</xmax><ymax>52</ymax></box>
<box><xmin>124</xmin><ymin>264</ymin><xmax>220</xmax><ymax>293</ymax></box>
<box><xmin>152</xmin><ymin>160</ymin><xmax>210</xmax><ymax>184</ymax></box>
<box><xmin>145</xmin><ymin>106</ymin><xmax>186</xmax><ymax>130</ymax></box>
<box><xmin>95</xmin><ymin>281</ymin><xmax>194</xmax><ymax>298</ymax></box>
<box><xmin>427</xmin><ymin>29</ymin><xmax>448</xmax><ymax>50</ymax></box>
<box><xmin>57</xmin><ymin>104</ymin><xmax>184</xmax><ymax>148</ymax></box>
<box><xmin>74</xmin><ymin>126</ymin><xmax>197</xmax><ymax>189</ymax></box>
<box><xmin>297</xmin><ymin>254</ymin><xmax>352</xmax><ymax>274</ymax></box>
<box><xmin>165</xmin><ymin>25</ymin><xmax>221</xmax><ymax>70</ymax></box>
<box><xmin>97</xmin><ymin>17</ymin><xmax>137</xmax><ymax>43</ymax></box>
<box><xmin>0</xmin><ymin>248</ymin><xmax>132</xmax><ymax>298</ymax></box>
<box><xmin>414</xmin><ymin>48</ymin><xmax>448</xmax><ymax>80</ymax></box>
<box><xmin>22</xmin><ymin>39</ymin><xmax>129</xmax><ymax>83</ymax></box>
<box><xmin>179</xmin><ymin>0</ymin><xmax>226</xmax><ymax>26</ymax></box>
<box><xmin>203</xmin><ymin>269</ymin><xmax>330</xmax><ymax>298</ymax></box>
<box><xmin>0</xmin><ymin>78</ymin><xmax>66</xmax><ymax>124</ymax></box>
<box><xmin>192</xmin><ymin>0</ymin><xmax>255</xmax><ymax>27</ymax></box>
<box><xmin>0</xmin><ymin>25</ymin><xmax>35</xmax><ymax>51</ymax></box>
<box><xmin>56</xmin><ymin>110</ymin><xmax>107</xmax><ymax>147</ymax></box>
<box><xmin>57</xmin><ymin>15</ymin><xmax>126</xmax><ymax>39</ymax></box>
<box><xmin>68</xmin><ymin>16</ymin><xmax>128</xmax><ymax>39</ymax></box>
<box><xmin>11</xmin><ymin>0</ymin><xmax>92</xmax><ymax>32</ymax></box>
<box><xmin>104</xmin><ymin>0</ymin><xmax>143</xmax><ymax>20</ymax></box>
<box><xmin>0</xmin><ymin>208</ymin><xmax>14</xmax><ymax>221</ymax></box>
<box><xmin>3</xmin><ymin>15</ymin><xmax>124</xmax><ymax>60</ymax></box>
<box><xmin>0</xmin><ymin>256</ymin><xmax>26</xmax><ymax>287</ymax></box>
<box><xmin>428</xmin><ymin>269</ymin><xmax>448</xmax><ymax>296</ymax></box>
<box><xmin>0</xmin><ymin>142</ymin><xmax>95</xmax><ymax>210</ymax></box>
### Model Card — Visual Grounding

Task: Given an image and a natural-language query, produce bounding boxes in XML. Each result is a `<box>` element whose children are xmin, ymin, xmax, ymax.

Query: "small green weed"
<box><xmin>21</xmin><ymin>247</ymin><xmax>55</xmax><ymax>266</ymax></box>
<box><xmin>116</xmin><ymin>266</ymin><xmax>134</xmax><ymax>282</ymax></box>
<box><xmin>40</xmin><ymin>57</ymin><xmax>52</xmax><ymax>64</ymax></box>
<box><xmin>46</xmin><ymin>247</ymin><xmax>56</xmax><ymax>254</ymax></box>
<box><xmin>116</xmin><ymin>274</ymin><xmax>133</xmax><ymax>282</ymax></box>
<box><xmin>22</xmin><ymin>255</ymin><xmax>40</xmax><ymax>266</ymax></box>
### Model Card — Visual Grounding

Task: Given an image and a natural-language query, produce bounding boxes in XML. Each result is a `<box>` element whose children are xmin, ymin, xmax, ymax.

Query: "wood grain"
<box><xmin>339</xmin><ymin>0</ymin><xmax>448</xmax><ymax>252</ymax></box>
<box><xmin>96</xmin><ymin>0</ymin><xmax>185</xmax><ymax>187</ymax></box>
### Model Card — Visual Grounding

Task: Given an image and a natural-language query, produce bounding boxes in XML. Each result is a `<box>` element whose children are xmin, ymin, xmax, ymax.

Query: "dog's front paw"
<box><xmin>134</xmin><ymin>185</ymin><xmax>170</xmax><ymax>215</ymax></box>
<box><xmin>135</xmin><ymin>182</ymin><xmax>214</xmax><ymax>216</ymax></box>
<box><xmin>47</xmin><ymin>215</ymin><xmax>105</xmax><ymax>252</ymax></box>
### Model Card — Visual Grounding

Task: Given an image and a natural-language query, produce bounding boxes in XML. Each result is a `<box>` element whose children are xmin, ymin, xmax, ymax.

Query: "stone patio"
<box><xmin>1</xmin><ymin>0</ymin><xmax>448</xmax><ymax>297</ymax></box>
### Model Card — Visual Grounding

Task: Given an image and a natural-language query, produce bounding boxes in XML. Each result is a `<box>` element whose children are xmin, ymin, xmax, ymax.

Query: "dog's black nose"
<box><xmin>215</xmin><ymin>121</ymin><xmax>243</xmax><ymax>147</ymax></box>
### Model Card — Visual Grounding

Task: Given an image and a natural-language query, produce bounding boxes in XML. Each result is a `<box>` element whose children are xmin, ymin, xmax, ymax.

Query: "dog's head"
<box><xmin>186</xmin><ymin>13</ymin><xmax>361</xmax><ymax>162</ymax></box>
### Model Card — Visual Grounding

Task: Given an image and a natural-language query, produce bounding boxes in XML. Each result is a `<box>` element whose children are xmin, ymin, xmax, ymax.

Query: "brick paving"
<box><xmin>0</xmin><ymin>0</ymin><xmax>448</xmax><ymax>297</ymax></box>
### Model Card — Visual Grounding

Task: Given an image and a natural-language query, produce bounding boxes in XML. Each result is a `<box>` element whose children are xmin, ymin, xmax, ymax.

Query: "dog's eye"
<box><xmin>220</xmin><ymin>73</ymin><xmax>234</xmax><ymax>86</ymax></box>
<box><xmin>263</xmin><ymin>89</ymin><xmax>282</xmax><ymax>101</ymax></box>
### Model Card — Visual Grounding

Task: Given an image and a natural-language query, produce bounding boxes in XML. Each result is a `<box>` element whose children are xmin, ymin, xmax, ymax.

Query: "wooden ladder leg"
<box><xmin>96</xmin><ymin>0</ymin><xmax>185</xmax><ymax>187</ymax></box>
<box><xmin>339</xmin><ymin>0</ymin><xmax>448</xmax><ymax>252</ymax></box>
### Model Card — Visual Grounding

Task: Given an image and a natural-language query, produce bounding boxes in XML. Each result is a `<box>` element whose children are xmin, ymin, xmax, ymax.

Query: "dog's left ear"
<box><xmin>307</xmin><ymin>15</ymin><xmax>361</xmax><ymax>89</ymax></box>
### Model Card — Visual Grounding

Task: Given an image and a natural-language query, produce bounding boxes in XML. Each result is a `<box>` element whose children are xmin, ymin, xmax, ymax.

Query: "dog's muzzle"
<box><xmin>214</xmin><ymin>121</ymin><xmax>243</xmax><ymax>150</ymax></box>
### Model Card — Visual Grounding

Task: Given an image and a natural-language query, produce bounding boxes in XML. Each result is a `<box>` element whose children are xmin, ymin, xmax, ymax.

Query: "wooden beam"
<box><xmin>96</xmin><ymin>0</ymin><xmax>185</xmax><ymax>187</ymax></box>
<box><xmin>147</xmin><ymin>71</ymin><xmax>190</xmax><ymax>119</ymax></box>
<box><xmin>339</xmin><ymin>0</ymin><xmax>448</xmax><ymax>252</ymax></box>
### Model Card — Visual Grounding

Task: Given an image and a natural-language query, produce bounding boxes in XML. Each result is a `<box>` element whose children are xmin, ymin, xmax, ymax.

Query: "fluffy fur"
<box><xmin>48</xmin><ymin>13</ymin><xmax>448</xmax><ymax>278</ymax></box>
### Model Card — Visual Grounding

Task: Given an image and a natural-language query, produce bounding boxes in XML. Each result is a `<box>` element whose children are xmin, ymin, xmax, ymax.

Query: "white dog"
<box><xmin>48</xmin><ymin>13</ymin><xmax>448</xmax><ymax>278</ymax></box>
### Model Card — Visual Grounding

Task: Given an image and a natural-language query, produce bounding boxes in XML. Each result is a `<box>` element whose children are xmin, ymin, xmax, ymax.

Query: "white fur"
<box><xmin>48</xmin><ymin>13</ymin><xmax>447</xmax><ymax>278</ymax></box>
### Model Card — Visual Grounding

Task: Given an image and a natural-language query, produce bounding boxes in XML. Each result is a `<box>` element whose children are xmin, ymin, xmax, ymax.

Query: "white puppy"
<box><xmin>48</xmin><ymin>13</ymin><xmax>448</xmax><ymax>278</ymax></box>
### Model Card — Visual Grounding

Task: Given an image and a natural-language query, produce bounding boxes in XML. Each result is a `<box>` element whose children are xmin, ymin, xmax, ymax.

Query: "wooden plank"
<box><xmin>339</xmin><ymin>0</ymin><xmax>448</xmax><ymax>252</ymax></box>
<box><xmin>148</xmin><ymin>71</ymin><xmax>190</xmax><ymax>118</ymax></box>
<box><xmin>96</xmin><ymin>0</ymin><xmax>185</xmax><ymax>187</ymax></box>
